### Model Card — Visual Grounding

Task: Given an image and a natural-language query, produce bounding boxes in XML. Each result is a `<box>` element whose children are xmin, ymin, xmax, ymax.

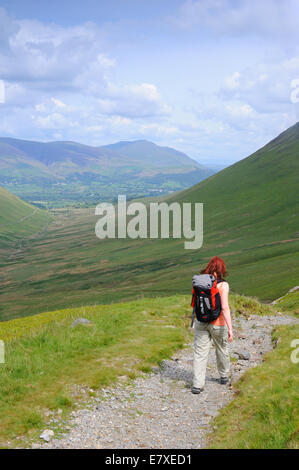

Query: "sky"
<box><xmin>0</xmin><ymin>0</ymin><xmax>299</xmax><ymax>166</ymax></box>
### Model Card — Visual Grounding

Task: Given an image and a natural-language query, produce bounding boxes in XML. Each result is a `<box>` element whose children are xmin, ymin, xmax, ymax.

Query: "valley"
<box><xmin>1</xmin><ymin>123</ymin><xmax>298</xmax><ymax>321</ymax></box>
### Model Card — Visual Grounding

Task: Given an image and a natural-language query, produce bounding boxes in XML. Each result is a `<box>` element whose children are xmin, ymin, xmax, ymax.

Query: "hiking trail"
<box><xmin>36</xmin><ymin>312</ymin><xmax>297</xmax><ymax>449</ymax></box>
<box><xmin>19</xmin><ymin>207</ymin><xmax>38</xmax><ymax>223</ymax></box>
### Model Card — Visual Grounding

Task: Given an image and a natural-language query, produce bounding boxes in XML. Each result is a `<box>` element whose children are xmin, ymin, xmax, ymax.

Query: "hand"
<box><xmin>228</xmin><ymin>329</ymin><xmax>234</xmax><ymax>342</ymax></box>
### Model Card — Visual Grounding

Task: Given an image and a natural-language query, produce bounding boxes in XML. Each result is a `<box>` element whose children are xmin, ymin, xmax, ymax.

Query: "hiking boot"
<box><xmin>191</xmin><ymin>386</ymin><xmax>203</xmax><ymax>394</ymax></box>
<box><xmin>220</xmin><ymin>376</ymin><xmax>228</xmax><ymax>385</ymax></box>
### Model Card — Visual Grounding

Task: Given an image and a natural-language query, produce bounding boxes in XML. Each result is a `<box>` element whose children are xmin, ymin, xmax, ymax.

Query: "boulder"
<box><xmin>71</xmin><ymin>318</ymin><xmax>92</xmax><ymax>328</ymax></box>
<box><xmin>234</xmin><ymin>350</ymin><xmax>251</xmax><ymax>360</ymax></box>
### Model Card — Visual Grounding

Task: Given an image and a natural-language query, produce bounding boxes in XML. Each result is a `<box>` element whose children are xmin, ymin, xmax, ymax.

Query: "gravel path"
<box><xmin>37</xmin><ymin>313</ymin><xmax>297</xmax><ymax>449</ymax></box>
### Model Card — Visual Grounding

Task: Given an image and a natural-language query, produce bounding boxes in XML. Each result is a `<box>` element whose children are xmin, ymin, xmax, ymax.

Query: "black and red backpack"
<box><xmin>191</xmin><ymin>274</ymin><xmax>222</xmax><ymax>326</ymax></box>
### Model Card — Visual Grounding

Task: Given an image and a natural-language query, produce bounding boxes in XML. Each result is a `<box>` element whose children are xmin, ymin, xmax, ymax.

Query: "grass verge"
<box><xmin>0</xmin><ymin>295</ymin><xmax>191</xmax><ymax>446</ymax></box>
<box><xmin>207</xmin><ymin>322</ymin><xmax>299</xmax><ymax>448</ymax></box>
<box><xmin>273</xmin><ymin>289</ymin><xmax>299</xmax><ymax>316</ymax></box>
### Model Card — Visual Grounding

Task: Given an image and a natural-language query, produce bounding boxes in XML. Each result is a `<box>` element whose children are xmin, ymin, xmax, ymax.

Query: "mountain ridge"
<box><xmin>0</xmin><ymin>136</ymin><xmax>204</xmax><ymax>169</ymax></box>
<box><xmin>0</xmin><ymin>137</ymin><xmax>214</xmax><ymax>206</ymax></box>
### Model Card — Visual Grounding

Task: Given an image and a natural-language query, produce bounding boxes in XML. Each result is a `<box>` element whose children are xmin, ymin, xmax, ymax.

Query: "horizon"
<box><xmin>0</xmin><ymin>1</ymin><xmax>299</xmax><ymax>166</ymax></box>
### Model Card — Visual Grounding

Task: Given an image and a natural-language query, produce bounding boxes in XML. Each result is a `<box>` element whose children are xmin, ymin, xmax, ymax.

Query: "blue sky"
<box><xmin>0</xmin><ymin>0</ymin><xmax>299</xmax><ymax>165</ymax></box>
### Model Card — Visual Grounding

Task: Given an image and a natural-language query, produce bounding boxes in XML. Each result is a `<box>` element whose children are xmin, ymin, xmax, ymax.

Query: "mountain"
<box><xmin>0</xmin><ymin>186</ymin><xmax>51</xmax><ymax>251</ymax></box>
<box><xmin>0</xmin><ymin>137</ymin><xmax>214</xmax><ymax>207</ymax></box>
<box><xmin>0</xmin><ymin>122</ymin><xmax>298</xmax><ymax>320</ymax></box>
<box><xmin>102</xmin><ymin>139</ymin><xmax>202</xmax><ymax>167</ymax></box>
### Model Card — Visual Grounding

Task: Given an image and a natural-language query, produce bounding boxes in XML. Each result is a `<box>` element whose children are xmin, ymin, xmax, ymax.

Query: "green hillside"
<box><xmin>164</xmin><ymin>122</ymin><xmax>299</xmax><ymax>296</ymax></box>
<box><xmin>0</xmin><ymin>123</ymin><xmax>298</xmax><ymax>320</ymax></box>
<box><xmin>0</xmin><ymin>186</ymin><xmax>51</xmax><ymax>250</ymax></box>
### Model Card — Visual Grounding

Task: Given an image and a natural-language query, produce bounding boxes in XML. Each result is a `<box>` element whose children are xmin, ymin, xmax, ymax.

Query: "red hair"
<box><xmin>201</xmin><ymin>256</ymin><xmax>227</xmax><ymax>279</ymax></box>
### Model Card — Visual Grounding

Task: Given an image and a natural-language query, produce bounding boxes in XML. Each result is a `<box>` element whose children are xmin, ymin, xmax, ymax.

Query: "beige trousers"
<box><xmin>193</xmin><ymin>320</ymin><xmax>230</xmax><ymax>388</ymax></box>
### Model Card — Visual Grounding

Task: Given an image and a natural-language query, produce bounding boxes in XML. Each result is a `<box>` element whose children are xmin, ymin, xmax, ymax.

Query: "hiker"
<box><xmin>191</xmin><ymin>256</ymin><xmax>233</xmax><ymax>394</ymax></box>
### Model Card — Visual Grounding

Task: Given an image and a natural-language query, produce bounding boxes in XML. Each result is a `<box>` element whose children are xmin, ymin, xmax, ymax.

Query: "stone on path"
<box><xmin>234</xmin><ymin>350</ymin><xmax>251</xmax><ymax>360</ymax></box>
<box><xmin>40</xmin><ymin>429</ymin><xmax>54</xmax><ymax>442</ymax></box>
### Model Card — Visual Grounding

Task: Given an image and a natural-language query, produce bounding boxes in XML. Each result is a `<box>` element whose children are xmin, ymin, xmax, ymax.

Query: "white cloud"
<box><xmin>97</xmin><ymin>83</ymin><xmax>171</xmax><ymax>118</ymax></box>
<box><xmin>53</xmin><ymin>132</ymin><xmax>63</xmax><ymax>139</ymax></box>
<box><xmin>219</xmin><ymin>58</ymin><xmax>299</xmax><ymax>114</ymax></box>
<box><xmin>171</xmin><ymin>0</ymin><xmax>299</xmax><ymax>39</ymax></box>
<box><xmin>0</xmin><ymin>79</ymin><xmax>5</xmax><ymax>103</ymax></box>
<box><xmin>224</xmin><ymin>72</ymin><xmax>241</xmax><ymax>90</ymax></box>
<box><xmin>51</xmin><ymin>97</ymin><xmax>66</xmax><ymax>108</ymax></box>
<box><xmin>34</xmin><ymin>112</ymin><xmax>79</xmax><ymax>130</ymax></box>
<box><xmin>177</xmin><ymin>51</ymin><xmax>299</xmax><ymax>163</ymax></box>
<box><xmin>0</xmin><ymin>7</ymin><xmax>20</xmax><ymax>51</ymax></box>
<box><xmin>139</xmin><ymin>123</ymin><xmax>179</xmax><ymax>137</ymax></box>
<box><xmin>0</xmin><ymin>8</ymin><xmax>170</xmax><ymax>123</ymax></box>
<box><xmin>86</xmin><ymin>125</ymin><xmax>104</xmax><ymax>132</ymax></box>
<box><xmin>1</xmin><ymin>20</ymin><xmax>113</xmax><ymax>89</ymax></box>
<box><xmin>225</xmin><ymin>103</ymin><xmax>254</xmax><ymax>118</ymax></box>
<box><xmin>0</xmin><ymin>6</ymin><xmax>173</xmax><ymax>151</ymax></box>
<box><xmin>0</xmin><ymin>5</ymin><xmax>298</xmax><ymax>165</ymax></box>
<box><xmin>35</xmin><ymin>103</ymin><xmax>46</xmax><ymax>112</ymax></box>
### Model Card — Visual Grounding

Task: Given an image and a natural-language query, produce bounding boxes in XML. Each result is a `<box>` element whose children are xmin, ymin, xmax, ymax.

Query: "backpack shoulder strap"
<box><xmin>191</xmin><ymin>307</ymin><xmax>196</xmax><ymax>328</ymax></box>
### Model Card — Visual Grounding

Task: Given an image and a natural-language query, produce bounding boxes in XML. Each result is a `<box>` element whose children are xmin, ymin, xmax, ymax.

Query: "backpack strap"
<box><xmin>190</xmin><ymin>286</ymin><xmax>196</xmax><ymax>327</ymax></box>
<box><xmin>191</xmin><ymin>307</ymin><xmax>196</xmax><ymax>328</ymax></box>
<box><xmin>191</xmin><ymin>286</ymin><xmax>195</xmax><ymax>307</ymax></box>
<box><xmin>211</xmin><ymin>279</ymin><xmax>218</xmax><ymax>310</ymax></box>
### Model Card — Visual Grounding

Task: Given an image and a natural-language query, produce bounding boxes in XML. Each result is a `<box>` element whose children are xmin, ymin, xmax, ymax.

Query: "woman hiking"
<box><xmin>191</xmin><ymin>256</ymin><xmax>233</xmax><ymax>394</ymax></box>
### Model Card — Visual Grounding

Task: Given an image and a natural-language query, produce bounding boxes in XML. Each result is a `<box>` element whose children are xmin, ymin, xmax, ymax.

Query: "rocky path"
<box><xmin>37</xmin><ymin>313</ymin><xmax>297</xmax><ymax>449</ymax></box>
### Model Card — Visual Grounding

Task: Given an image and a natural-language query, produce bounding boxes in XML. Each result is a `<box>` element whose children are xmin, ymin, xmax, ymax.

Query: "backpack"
<box><xmin>191</xmin><ymin>274</ymin><xmax>222</xmax><ymax>326</ymax></box>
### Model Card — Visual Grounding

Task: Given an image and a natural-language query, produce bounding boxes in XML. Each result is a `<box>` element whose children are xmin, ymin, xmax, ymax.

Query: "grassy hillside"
<box><xmin>0</xmin><ymin>123</ymin><xmax>298</xmax><ymax>320</ymax></box>
<box><xmin>273</xmin><ymin>288</ymin><xmax>299</xmax><ymax>314</ymax></box>
<box><xmin>165</xmin><ymin>122</ymin><xmax>299</xmax><ymax>298</ymax></box>
<box><xmin>0</xmin><ymin>186</ymin><xmax>51</xmax><ymax>251</ymax></box>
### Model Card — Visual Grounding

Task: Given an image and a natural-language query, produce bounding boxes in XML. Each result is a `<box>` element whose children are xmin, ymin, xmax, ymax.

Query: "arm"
<box><xmin>219</xmin><ymin>282</ymin><xmax>233</xmax><ymax>342</ymax></box>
